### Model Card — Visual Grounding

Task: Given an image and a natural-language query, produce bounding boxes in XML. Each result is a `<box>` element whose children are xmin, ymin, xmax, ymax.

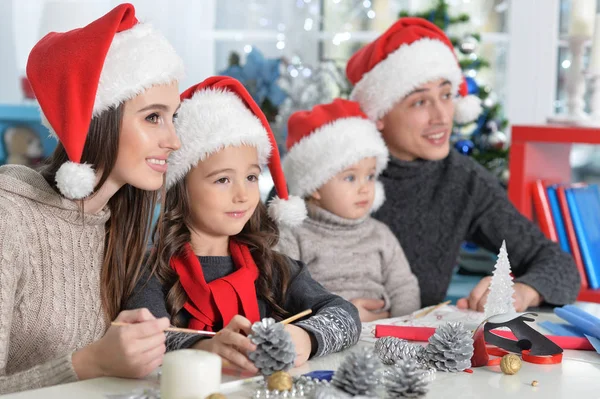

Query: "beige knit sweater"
<box><xmin>277</xmin><ymin>203</ymin><xmax>421</xmax><ymax>318</ymax></box>
<box><xmin>0</xmin><ymin>165</ymin><xmax>109</xmax><ymax>394</ymax></box>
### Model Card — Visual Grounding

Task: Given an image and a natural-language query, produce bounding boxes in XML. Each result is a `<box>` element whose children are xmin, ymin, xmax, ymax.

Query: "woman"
<box><xmin>0</xmin><ymin>3</ymin><xmax>183</xmax><ymax>394</ymax></box>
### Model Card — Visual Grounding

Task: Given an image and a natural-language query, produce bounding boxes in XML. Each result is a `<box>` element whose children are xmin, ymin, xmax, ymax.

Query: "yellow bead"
<box><xmin>500</xmin><ymin>354</ymin><xmax>522</xmax><ymax>375</ymax></box>
<box><xmin>267</xmin><ymin>371</ymin><xmax>294</xmax><ymax>391</ymax></box>
<box><xmin>531</xmin><ymin>380</ymin><xmax>539</xmax><ymax>387</ymax></box>
<box><xmin>205</xmin><ymin>393</ymin><xmax>227</xmax><ymax>399</ymax></box>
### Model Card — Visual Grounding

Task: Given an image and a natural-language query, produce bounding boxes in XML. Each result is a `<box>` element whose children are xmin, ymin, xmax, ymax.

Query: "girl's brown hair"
<box><xmin>39</xmin><ymin>104</ymin><xmax>159</xmax><ymax>321</ymax></box>
<box><xmin>149</xmin><ymin>176</ymin><xmax>291</xmax><ymax>327</ymax></box>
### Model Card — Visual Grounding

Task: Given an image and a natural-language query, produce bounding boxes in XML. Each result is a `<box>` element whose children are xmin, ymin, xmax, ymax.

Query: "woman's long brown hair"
<box><xmin>39</xmin><ymin>105</ymin><xmax>158</xmax><ymax>322</ymax></box>
<box><xmin>149</xmin><ymin>177</ymin><xmax>291</xmax><ymax>327</ymax></box>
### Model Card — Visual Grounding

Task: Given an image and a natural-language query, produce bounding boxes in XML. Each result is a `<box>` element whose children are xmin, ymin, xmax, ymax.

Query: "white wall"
<box><xmin>5</xmin><ymin>0</ymin><xmax>216</xmax><ymax>103</ymax></box>
<box><xmin>0</xmin><ymin>0</ymin><xmax>21</xmax><ymax>103</ymax></box>
<box><xmin>505</xmin><ymin>0</ymin><xmax>560</xmax><ymax>125</ymax></box>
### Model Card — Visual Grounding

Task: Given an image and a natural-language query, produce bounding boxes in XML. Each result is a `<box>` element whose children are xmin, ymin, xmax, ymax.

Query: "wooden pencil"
<box><xmin>413</xmin><ymin>300</ymin><xmax>451</xmax><ymax>319</ymax></box>
<box><xmin>111</xmin><ymin>321</ymin><xmax>217</xmax><ymax>336</ymax></box>
<box><xmin>280</xmin><ymin>309</ymin><xmax>312</xmax><ymax>325</ymax></box>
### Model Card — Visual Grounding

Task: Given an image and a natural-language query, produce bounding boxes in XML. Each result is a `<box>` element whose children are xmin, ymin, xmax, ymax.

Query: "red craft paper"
<box><xmin>374</xmin><ymin>325</ymin><xmax>594</xmax><ymax>351</ymax></box>
<box><xmin>471</xmin><ymin>325</ymin><xmax>490</xmax><ymax>367</ymax></box>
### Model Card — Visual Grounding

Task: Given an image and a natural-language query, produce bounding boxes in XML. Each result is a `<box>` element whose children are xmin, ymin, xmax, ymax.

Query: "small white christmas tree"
<box><xmin>484</xmin><ymin>240</ymin><xmax>516</xmax><ymax>319</ymax></box>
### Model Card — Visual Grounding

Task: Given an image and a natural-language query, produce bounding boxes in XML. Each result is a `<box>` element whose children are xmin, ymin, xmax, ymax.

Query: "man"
<box><xmin>344</xmin><ymin>17</ymin><xmax>580</xmax><ymax>317</ymax></box>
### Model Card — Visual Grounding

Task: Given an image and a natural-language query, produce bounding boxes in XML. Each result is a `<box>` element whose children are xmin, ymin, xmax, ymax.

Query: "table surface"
<box><xmin>4</xmin><ymin>303</ymin><xmax>600</xmax><ymax>399</ymax></box>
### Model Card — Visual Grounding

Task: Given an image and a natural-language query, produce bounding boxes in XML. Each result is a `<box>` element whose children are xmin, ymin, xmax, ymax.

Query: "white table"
<box><xmin>4</xmin><ymin>303</ymin><xmax>600</xmax><ymax>399</ymax></box>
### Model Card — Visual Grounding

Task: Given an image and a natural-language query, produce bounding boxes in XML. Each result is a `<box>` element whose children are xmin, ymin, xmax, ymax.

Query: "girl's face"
<box><xmin>311</xmin><ymin>157</ymin><xmax>377</xmax><ymax>220</ymax></box>
<box><xmin>110</xmin><ymin>82</ymin><xmax>181</xmax><ymax>191</ymax></box>
<box><xmin>186</xmin><ymin>145</ymin><xmax>261</xmax><ymax>239</ymax></box>
<box><xmin>377</xmin><ymin>78</ymin><xmax>455</xmax><ymax>162</ymax></box>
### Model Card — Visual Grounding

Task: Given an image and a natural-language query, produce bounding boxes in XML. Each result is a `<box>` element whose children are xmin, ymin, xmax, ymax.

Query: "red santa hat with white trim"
<box><xmin>283</xmin><ymin>99</ymin><xmax>389</xmax><ymax>211</ymax></box>
<box><xmin>26</xmin><ymin>3</ymin><xmax>184</xmax><ymax>199</ymax></box>
<box><xmin>346</xmin><ymin>17</ymin><xmax>481</xmax><ymax>124</ymax></box>
<box><xmin>166</xmin><ymin>76</ymin><xmax>307</xmax><ymax>226</ymax></box>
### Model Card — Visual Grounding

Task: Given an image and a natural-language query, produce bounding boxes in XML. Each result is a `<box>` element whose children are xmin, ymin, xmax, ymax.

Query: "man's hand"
<box><xmin>456</xmin><ymin>276</ymin><xmax>542</xmax><ymax>312</ymax></box>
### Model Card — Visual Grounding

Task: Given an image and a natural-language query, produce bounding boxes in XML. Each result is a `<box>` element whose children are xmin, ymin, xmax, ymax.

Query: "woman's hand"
<box><xmin>72</xmin><ymin>308</ymin><xmax>169</xmax><ymax>380</ymax></box>
<box><xmin>192</xmin><ymin>315</ymin><xmax>258</xmax><ymax>373</ymax></box>
<box><xmin>285</xmin><ymin>324</ymin><xmax>312</xmax><ymax>367</ymax></box>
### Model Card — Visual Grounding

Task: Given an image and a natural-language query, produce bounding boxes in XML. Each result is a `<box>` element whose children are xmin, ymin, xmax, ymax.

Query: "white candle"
<box><xmin>160</xmin><ymin>350</ymin><xmax>222</xmax><ymax>399</ymax></box>
<box><xmin>589</xmin><ymin>14</ymin><xmax>600</xmax><ymax>72</ymax></box>
<box><xmin>569</xmin><ymin>0</ymin><xmax>597</xmax><ymax>36</ymax></box>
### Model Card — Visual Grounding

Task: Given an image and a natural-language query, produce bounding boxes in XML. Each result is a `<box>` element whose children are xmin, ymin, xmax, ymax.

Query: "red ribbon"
<box><xmin>486</xmin><ymin>346</ymin><xmax>563</xmax><ymax>365</ymax></box>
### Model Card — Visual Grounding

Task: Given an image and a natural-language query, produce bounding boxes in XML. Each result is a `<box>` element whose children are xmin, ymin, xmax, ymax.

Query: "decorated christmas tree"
<box><xmin>483</xmin><ymin>240</ymin><xmax>516</xmax><ymax>319</ymax></box>
<box><xmin>399</xmin><ymin>0</ymin><xmax>510</xmax><ymax>186</ymax></box>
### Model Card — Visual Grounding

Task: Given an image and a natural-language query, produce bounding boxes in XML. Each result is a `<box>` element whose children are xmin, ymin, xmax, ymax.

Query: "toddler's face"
<box><xmin>185</xmin><ymin>145</ymin><xmax>261</xmax><ymax>238</ymax></box>
<box><xmin>311</xmin><ymin>157</ymin><xmax>376</xmax><ymax>220</ymax></box>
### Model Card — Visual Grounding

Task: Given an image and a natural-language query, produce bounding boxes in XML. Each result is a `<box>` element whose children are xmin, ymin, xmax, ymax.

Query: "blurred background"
<box><xmin>1</xmin><ymin>0</ymin><xmax>599</xmax><ymax>284</ymax></box>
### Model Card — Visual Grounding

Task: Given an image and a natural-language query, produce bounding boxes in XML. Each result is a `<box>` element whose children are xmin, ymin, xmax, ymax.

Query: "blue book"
<box><xmin>565</xmin><ymin>185</ymin><xmax>600</xmax><ymax>289</ymax></box>
<box><xmin>547</xmin><ymin>185</ymin><xmax>571</xmax><ymax>254</ymax></box>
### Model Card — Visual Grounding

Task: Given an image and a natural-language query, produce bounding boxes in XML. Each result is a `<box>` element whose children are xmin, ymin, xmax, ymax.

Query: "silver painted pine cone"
<box><xmin>248</xmin><ymin>318</ymin><xmax>296</xmax><ymax>376</ymax></box>
<box><xmin>375</xmin><ymin>337</ymin><xmax>427</xmax><ymax>366</ymax></box>
<box><xmin>385</xmin><ymin>358</ymin><xmax>430</xmax><ymax>398</ymax></box>
<box><xmin>425</xmin><ymin>322</ymin><xmax>474</xmax><ymax>372</ymax></box>
<box><xmin>331</xmin><ymin>347</ymin><xmax>382</xmax><ymax>397</ymax></box>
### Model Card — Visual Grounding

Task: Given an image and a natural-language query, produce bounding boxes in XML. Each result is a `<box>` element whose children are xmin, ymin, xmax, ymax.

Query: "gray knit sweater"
<box><xmin>374</xmin><ymin>150</ymin><xmax>581</xmax><ymax>307</ymax></box>
<box><xmin>276</xmin><ymin>203</ymin><xmax>421</xmax><ymax>317</ymax></box>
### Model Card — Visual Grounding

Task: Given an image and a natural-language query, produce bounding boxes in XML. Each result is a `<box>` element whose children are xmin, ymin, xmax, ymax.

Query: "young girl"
<box><xmin>128</xmin><ymin>76</ymin><xmax>360</xmax><ymax>372</ymax></box>
<box><xmin>0</xmin><ymin>4</ymin><xmax>183</xmax><ymax>394</ymax></box>
<box><xmin>276</xmin><ymin>99</ymin><xmax>420</xmax><ymax>322</ymax></box>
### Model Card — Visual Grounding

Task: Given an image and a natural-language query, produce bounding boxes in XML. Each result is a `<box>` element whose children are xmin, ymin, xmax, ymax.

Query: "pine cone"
<box><xmin>375</xmin><ymin>337</ymin><xmax>407</xmax><ymax>365</ymax></box>
<box><xmin>385</xmin><ymin>358</ymin><xmax>429</xmax><ymax>398</ymax></box>
<box><xmin>248</xmin><ymin>318</ymin><xmax>296</xmax><ymax>376</ymax></box>
<box><xmin>375</xmin><ymin>337</ymin><xmax>427</xmax><ymax>366</ymax></box>
<box><xmin>425</xmin><ymin>322</ymin><xmax>474</xmax><ymax>372</ymax></box>
<box><xmin>331</xmin><ymin>347</ymin><xmax>382</xmax><ymax>397</ymax></box>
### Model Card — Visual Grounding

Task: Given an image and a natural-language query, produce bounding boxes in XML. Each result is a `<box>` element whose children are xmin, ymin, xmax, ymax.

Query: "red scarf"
<box><xmin>170</xmin><ymin>240</ymin><xmax>261</xmax><ymax>331</ymax></box>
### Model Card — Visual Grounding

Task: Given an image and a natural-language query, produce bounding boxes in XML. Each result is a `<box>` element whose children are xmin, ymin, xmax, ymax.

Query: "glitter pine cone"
<box><xmin>248</xmin><ymin>318</ymin><xmax>296</xmax><ymax>376</ymax></box>
<box><xmin>425</xmin><ymin>322</ymin><xmax>474</xmax><ymax>372</ymax></box>
<box><xmin>375</xmin><ymin>337</ymin><xmax>427</xmax><ymax>366</ymax></box>
<box><xmin>331</xmin><ymin>347</ymin><xmax>382</xmax><ymax>397</ymax></box>
<box><xmin>384</xmin><ymin>358</ymin><xmax>430</xmax><ymax>398</ymax></box>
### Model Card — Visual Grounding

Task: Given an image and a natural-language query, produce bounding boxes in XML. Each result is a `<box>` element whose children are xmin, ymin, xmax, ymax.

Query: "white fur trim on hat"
<box><xmin>350</xmin><ymin>38</ymin><xmax>462</xmax><ymax>121</ymax></box>
<box><xmin>267</xmin><ymin>195</ymin><xmax>307</xmax><ymax>226</ymax></box>
<box><xmin>55</xmin><ymin>161</ymin><xmax>96</xmax><ymax>199</ymax></box>
<box><xmin>40</xmin><ymin>22</ymin><xmax>184</xmax><ymax>137</ymax></box>
<box><xmin>454</xmin><ymin>94</ymin><xmax>483</xmax><ymax>124</ymax></box>
<box><xmin>166</xmin><ymin>88</ymin><xmax>272</xmax><ymax>189</ymax></box>
<box><xmin>282</xmin><ymin>117</ymin><xmax>389</xmax><ymax>198</ymax></box>
<box><xmin>371</xmin><ymin>180</ymin><xmax>385</xmax><ymax>212</ymax></box>
<box><xmin>94</xmin><ymin>23</ymin><xmax>184</xmax><ymax>116</ymax></box>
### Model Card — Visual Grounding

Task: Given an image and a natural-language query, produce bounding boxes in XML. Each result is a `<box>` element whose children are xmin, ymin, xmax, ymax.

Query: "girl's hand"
<box><xmin>73</xmin><ymin>308</ymin><xmax>169</xmax><ymax>380</ymax></box>
<box><xmin>285</xmin><ymin>324</ymin><xmax>312</xmax><ymax>367</ymax></box>
<box><xmin>193</xmin><ymin>315</ymin><xmax>258</xmax><ymax>373</ymax></box>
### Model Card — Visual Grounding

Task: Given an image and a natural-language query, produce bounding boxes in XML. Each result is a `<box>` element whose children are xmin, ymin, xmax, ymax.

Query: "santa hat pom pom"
<box><xmin>454</xmin><ymin>94</ymin><xmax>482</xmax><ymax>125</ymax></box>
<box><xmin>267</xmin><ymin>195</ymin><xmax>307</xmax><ymax>226</ymax></box>
<box><xmin>55</xmin><ymin>161</ymin><xmax>96</xmax><ymax>199</ymax></box>
<box><xmin>371</xmin><ymin>180</ymin><xmax>386</xmax><ymax>213</ymax></box>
